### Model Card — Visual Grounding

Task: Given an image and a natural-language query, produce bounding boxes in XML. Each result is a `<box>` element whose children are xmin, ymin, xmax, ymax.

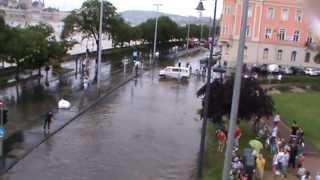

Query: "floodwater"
<box><xmin>1</xmin><ymin>53</ymin><xmax>206</xmax><ymax>180</ymax></box>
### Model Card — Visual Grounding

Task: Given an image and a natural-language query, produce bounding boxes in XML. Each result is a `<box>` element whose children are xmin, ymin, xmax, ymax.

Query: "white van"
<box><xmin>159</xmin><ymin>66</ymin><xmax>190</xmax><ymax>80</ymax></box>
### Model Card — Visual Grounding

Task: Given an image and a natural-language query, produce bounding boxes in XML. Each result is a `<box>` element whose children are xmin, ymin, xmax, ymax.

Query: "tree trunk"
<box><xmin>75</xmin><ymin>57</ymin><xmax>78</xmax><ymax>78</ymax></box>
<box><xmin>38</xmin><ymin>66</ymin><xmax>41</xmax><ymax>77</ymax></box>
<box><xmin>15</xmin><ymin>61</ymin><xmax>20</xmax><ymax>82</ymax></box>
<box><xmin>93</xmin><ymin>39</ymin><xmax>99</xmax><ymax>83</ymax></box>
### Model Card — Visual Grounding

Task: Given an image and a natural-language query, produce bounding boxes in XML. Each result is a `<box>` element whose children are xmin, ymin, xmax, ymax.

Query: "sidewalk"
<box><xmin>265</xmin><ymin>119</ymin><xmax>320</xmax><ymax>179</ymax></box>
<box><xmin>2</xmin><ymin>59</ymin><xmax>125</xmax><ymax>138</ymax></box>
<box><xmin>0</xmin><ymin>63</ymin><xmax>138</xmax><ymax>174</ymax></box>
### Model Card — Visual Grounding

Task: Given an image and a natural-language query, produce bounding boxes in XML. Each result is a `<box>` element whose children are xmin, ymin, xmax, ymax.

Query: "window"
<box><xmin>225</xmin><ymin>44</ymin><xmax>230</xmax><ymax>55</ymax></box>
<box><xmin>296</xmin><ymin>9</ymin><xmax>303</xmax><ymax>22</ymax></box>
<box><xmin>244</xmin><ymin>46</ymin><xmax>248</xmax><ymax>56</ymax></box>
<box><xmin>248</xmin><ymin>6</ymin><xmax>253</xmax><ymax>17</ymax></box>
<box><xmin>267</xmin><ymin>8</ymin><xmax>275</xmax><ymax>19</ymax></box>
<box><xmin>305</xmin><ymin>52</ymin><xmax>311</xmax><ymax>63</ymax></box>
<box><xmin>224</xmin><ymin>6</ymin><xmax>232</xmax><ymax>15</ymax></box>
<box><xmin>278</xmin><ymin>29</ymin><xmax>286</xmax><ymax>40</ymax></box>
<box><xmin>222</xmin><ymin>24</ymin><xmax>228</xmax><ymax>34</ymax></box>
<box><xmin>307</xmin><ymin>34</ymin><xmax>313</xmax><ymax>45</ymax></box>
<box><xmin>293</xmin><ymin>31</ymin><xmax>300</xmax><ymax>42</ymax></box>
<box><xmin>277</xmin><ymin>50</ymin><xmax>283</xmax><ymax>60</ymax></box>
<box><xmin>265</xmin><ymin>28</ymin><xmax>272</xmax><ymax>39</ymax></box>
<box><xmin>291</xmin><ymin>51</ymin><xmax>297</xmax><ymax>62</ymax></box>
<box><xmin>282</xmin><ymin>8</ymin><xmax>289</xmax><ymax>21</ymax></box>
<box><xmin>263</xmin><ymin>48</ymin><xmax>269</xmax><ymax>60</ymax></box>
<box><xmin>246</xmin><ymin>25</ymin><xmax>251</xmax><ymax>37</ymax></box>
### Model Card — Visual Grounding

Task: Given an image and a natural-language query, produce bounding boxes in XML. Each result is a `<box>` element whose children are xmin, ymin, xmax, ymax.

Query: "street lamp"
<box><xmin>153</xmin><ymin>3</ymin><xmax>162</xmax><ymax>59</ymax></box>
<box><xmin>222</xmin><ymin>0</ymin><xmax>250</xmax><ymax>179</ymax></box>
<box><xmin>196</xmin><ymin>0</ymin><xmax>205</xmax><ymax>42</ymax></box>
<box><xmin>186</xmin><ymin>18</ymin><xmax>191</xmax><ymax>50</ymax></box>
<box><xmin>97</xmin><ymin>0</ymin><xmax>104</xmax><ymax>92</ymax></box>
<box><xmin>197</xmin><ymin>0</ymin><xmax>218</xmax><ymax>178</ymax></box>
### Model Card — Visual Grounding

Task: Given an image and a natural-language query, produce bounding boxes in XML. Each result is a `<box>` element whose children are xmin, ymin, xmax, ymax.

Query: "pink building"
<box><xmin>220</xmin><ymin>0</ymin><xmax>319</xmax><ymax>67</ymax></box>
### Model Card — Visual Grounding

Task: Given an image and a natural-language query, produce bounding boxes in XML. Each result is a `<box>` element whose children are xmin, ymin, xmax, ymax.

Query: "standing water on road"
<box><xmin>2</xmin><ymin>54</ymin><xmax>205</xmax><ymax>180</ymax></box>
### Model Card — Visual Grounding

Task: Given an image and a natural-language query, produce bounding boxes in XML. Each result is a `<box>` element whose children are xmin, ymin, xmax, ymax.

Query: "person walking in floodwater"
<box><xmin>44</xmin><ymin>111</ymin><xmax>53</xmax><ymax>131</ymax></box>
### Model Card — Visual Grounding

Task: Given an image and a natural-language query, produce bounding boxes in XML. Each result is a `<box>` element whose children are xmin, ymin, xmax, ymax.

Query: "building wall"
<box><xmin>220</xmin><ymin>0</ymin><xmax>320</xmax><ymax>68</ymax></box>
<box><xmin>222</xmin><ymin>40</ymin><xmax>320</xmax><ymax>67</ymax></box>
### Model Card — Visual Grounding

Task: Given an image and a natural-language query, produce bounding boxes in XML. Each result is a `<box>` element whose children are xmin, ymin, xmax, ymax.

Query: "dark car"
<box><xmin>291</xmin><ymin>66</ymin><xmax>305</xmax><ymax>75</ymax></box>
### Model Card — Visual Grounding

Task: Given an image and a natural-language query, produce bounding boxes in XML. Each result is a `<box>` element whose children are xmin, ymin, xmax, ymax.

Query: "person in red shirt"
<box><xmin>217</xmin><ymin>129</ymin><xmax>227</xmax><ymax>152</ymax></box>
<box><xmin>235</xmin><ymin>127</ymin><xmax>242</xmax><ymax>148</ymax></box>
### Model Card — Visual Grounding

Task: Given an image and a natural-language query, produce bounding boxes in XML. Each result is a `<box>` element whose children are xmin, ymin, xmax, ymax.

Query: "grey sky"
<box><xmin>44</xmin><ymin>0</ymin><xmax>223</xmax><ymax>18</ymax></box>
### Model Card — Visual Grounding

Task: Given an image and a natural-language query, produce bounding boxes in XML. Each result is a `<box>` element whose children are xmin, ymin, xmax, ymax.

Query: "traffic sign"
<box><xmin>0</xmin><ymin>128</ymin><xmax>5</xmax><ymax>138</ymax></box>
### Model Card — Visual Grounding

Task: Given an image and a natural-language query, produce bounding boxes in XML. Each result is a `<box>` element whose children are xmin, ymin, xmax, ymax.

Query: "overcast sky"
<box><xmin>44</xmin><ymin>0</ymin><xmax>223</xmax><ymax>18</ymax></box>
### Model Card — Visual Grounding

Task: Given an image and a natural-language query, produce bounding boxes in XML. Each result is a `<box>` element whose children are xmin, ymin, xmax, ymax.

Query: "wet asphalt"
<box><xmin>1</xmin><ymin>53</ymin><xmax>207</xmax><ymax>180</ymax></box>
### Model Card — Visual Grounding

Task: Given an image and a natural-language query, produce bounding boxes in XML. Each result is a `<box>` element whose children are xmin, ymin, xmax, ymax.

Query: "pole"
<box><xmin>197</xmin><ymin>0</ymin><xmax>218</xmax><ymax>178</ymax></box>
<box><xmin>186</xmin><ymin>21</ymin><xmax>191</xmax><ymax>50</ymax></box>
<box><xmin>222</xmin><ymin>0</ymin><xmax>249</xmax><ymax>179</ymax></box>
<box><xmin>153</xmin><ymin>3</ymin><xmax>162</xmax><ymax>58</ymax></box>
<box><xmin>0</xmin><ymin>102</ymin><xmax>3</xmax><ymax>159</ymax></box>
<box><xmin>200</xmin><ymin>11</ymin><xmax>203</xmax><ymax>42</ymax></box>
<box><xmin>97</xmin><ymin>0</ymin><xmax>104</xmax><ymax>91</ymax></box>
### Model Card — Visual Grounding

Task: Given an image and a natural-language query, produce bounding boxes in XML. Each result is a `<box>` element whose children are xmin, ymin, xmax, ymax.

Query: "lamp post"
<box><xmin>186</xmin><ymin>19</ymin><xmax>191</xmax><ymax>50</ymax></box>
<box><xmin>222</xmin><ymin>0</ymin><xmax>249</xmax><ymax>179</ymax></box>
<box><xmin>196</xmin><ymin>0</ymin><xmax>205</xmax><ymax>42</ymax></box>
<box><xmin>153</xmin><ymin>3</ymin><xmax>162</xmax><ymax>59</ymax></box>
<box><xmin>197</xmin><ymin>0</ymin><xmax>218</xmax><ymax>178</ymax></box>
<box><xmin>97</xmin><ymin>0</ymin><xmax>104</xmax><ymax>92</ymax></box>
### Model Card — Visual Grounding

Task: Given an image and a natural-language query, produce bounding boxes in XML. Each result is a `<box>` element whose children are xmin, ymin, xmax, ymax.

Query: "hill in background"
<box><xmin>120</xmin><ymin>10</ymin><xmax>213</xmax><ymax>26</ymax></box>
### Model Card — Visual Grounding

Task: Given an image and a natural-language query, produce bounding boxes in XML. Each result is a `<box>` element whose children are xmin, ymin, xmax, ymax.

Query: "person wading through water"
<box><xmin>44</xmin><ymin>111</ymin><xmax>54</xmax><ymax>131</ymax></box>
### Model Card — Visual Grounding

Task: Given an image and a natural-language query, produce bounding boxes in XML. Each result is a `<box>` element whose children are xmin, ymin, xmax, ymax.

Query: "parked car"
<box><xmin>251</xmin><ymin>64</ymin><xmax>268</xmax><ymax>75</ymax></box>
<box><xmin>291</xmin><ymin>66</ymin><xmax>305</xmax><ymax>75</ymax></box>
<box><xmin>305</xmin><ymin>68</ymin><xmax>320</xmax><ymax>76</ymax></box>
<box><xmin>159</xmin><ymin>66</ymin><xmax>191</xmax><ymax>80</ymax></box>
<box><xmin>267</xmin><ymin>64</ymin><xmax>280</xmax><ymax>74</ymax></box>
<box><xmin>280</xmin><ymin>66</ymin><xmax>293</xmax><ymax>75</ymax></box>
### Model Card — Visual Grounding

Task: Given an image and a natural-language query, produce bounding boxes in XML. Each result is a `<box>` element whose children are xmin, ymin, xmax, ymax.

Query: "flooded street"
<box><xmin>1</xmin><ymin>53</ymin><xmax>207</xmax><ymax>180</ymax></box>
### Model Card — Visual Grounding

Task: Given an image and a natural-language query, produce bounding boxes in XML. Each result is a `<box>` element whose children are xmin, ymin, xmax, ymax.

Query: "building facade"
<box><xmin>220</xmin><ymin>0</ymin><xmax>320</xmax><ymax>68</ymax></box>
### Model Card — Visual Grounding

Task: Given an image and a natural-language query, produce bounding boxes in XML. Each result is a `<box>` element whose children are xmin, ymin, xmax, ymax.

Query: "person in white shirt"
<box><xmin>273</xmin><ymin>114</ymin><xmax>281</xmax><ymax>125</ymax></box>
<box><xmin>280</xmin><ymin>150</ymin><xmax>290</xmax><ymax>178</ymax></box>
<box><xmin>301</xmin><ymin>171</ymin><xmax>311</xmax><ymax>180</ymax></box>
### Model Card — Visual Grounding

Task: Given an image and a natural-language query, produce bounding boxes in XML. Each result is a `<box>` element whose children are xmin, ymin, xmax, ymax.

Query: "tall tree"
<box><xmin>110</xmin><ymin>16</ymin><xmax>132</xmax><ymax>47</ymax></box>
<box><xmin>61</xmin><ymin>0</ymin><xmax>119</xmax><ymax>82</ymax></box>
<box><xmin>197</xmin><ymin>77</ymin><xmax>275</xmax><ymax>122</ymax></box>
<box><xmin>139</xmin><ymin>16</ymin><xmax>180</xmax><ymax>44</ymax></box>
<box><xmin>25</xmin><ymin>24</ymin><xmax>54</xmax><ymax>76</ymax></box>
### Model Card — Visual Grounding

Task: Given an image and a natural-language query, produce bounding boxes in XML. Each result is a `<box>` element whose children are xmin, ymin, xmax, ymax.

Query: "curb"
<box><xmin>1</xmin><ymin>74</ymin><xmax>136</xmax><ymax>175</ymax></box>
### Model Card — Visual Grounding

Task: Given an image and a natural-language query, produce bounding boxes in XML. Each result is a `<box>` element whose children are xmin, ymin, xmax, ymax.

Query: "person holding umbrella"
<box><xmin>249</xmin><ymin>139</ymin><xmax>263</xmax><ymax>153</ymax></box>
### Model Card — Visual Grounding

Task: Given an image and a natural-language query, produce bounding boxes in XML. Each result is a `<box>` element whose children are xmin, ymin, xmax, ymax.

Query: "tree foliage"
<box><xmin>61</xmin><ymin>0</ymin><xmax>118</xmax><ymax>43</ymax></box>
<box><xmin>197</xmin><ymin>77</ymin><xmax>275</xmax><ymax>122</ymax></box>
<box><xmin>139</xmin><ymin>16</ymin><xmax>180</xmax><ymax>43</ymax></box>
<box><xmin>61</xmin><ymin>0</ymin><xmax>120</xmax><ymax>81</ymax></box>
<box><xmin>0</xmin><ymin>23</ymin><xmax>67</xmax><ymax>80</ymax></box>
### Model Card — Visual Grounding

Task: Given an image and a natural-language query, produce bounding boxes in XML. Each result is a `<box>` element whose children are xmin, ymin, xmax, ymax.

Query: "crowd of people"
<box><xmin>215</xmin><ymin>114</ymin><xmax>318</xmax><ymax>180</ymax></box>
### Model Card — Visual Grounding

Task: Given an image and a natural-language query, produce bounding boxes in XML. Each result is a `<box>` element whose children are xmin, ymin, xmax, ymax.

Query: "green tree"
<box><xmin>1</xmin><ymin>23</ymin><xmax>67</xmax><ymax>81</ymax></box>
<box><xmin>139</xmin><ymin>16</ymin><xmax>180</xmax><ymax>44</ymax></box>
<box><xmin>24</xmin><ymin>24</ymin><xmax>54</xmax><ymax>76</ymax></box>
<box><xmin>3</xmin><ymin>27</ymin><xmax>34</xmax><ymax>80</ymax></box>
<box><xmin>197</xmin><ymin>77</ymin><xmax>275</xmax><ymax>122</ymax></box>
<box><xmin>110</xmin><ymin>16</ymin><xmax>132</xmax><ymax>47</ymax></box>
<box><xmin>61</xmin><ymin>0</ymin><xmax>119</xmax><ymax>82</ymax></box>
<box><xmin>0</xmin><ymin>9</ymin><xmax>5</xmax><ymax>27</ymax></box>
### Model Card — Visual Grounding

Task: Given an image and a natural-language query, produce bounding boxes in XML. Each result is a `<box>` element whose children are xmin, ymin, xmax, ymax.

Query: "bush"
<box><xmin>275</xmin><ymin>85</ymin><xmax>291</xmax><ymax>92</ymax></box>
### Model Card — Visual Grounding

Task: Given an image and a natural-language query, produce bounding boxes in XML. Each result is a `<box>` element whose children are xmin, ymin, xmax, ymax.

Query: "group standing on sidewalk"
<box><xmin>214</xmin><ymin>113</ymin><xmax>318</xmax><ymax>180</ymax></box>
